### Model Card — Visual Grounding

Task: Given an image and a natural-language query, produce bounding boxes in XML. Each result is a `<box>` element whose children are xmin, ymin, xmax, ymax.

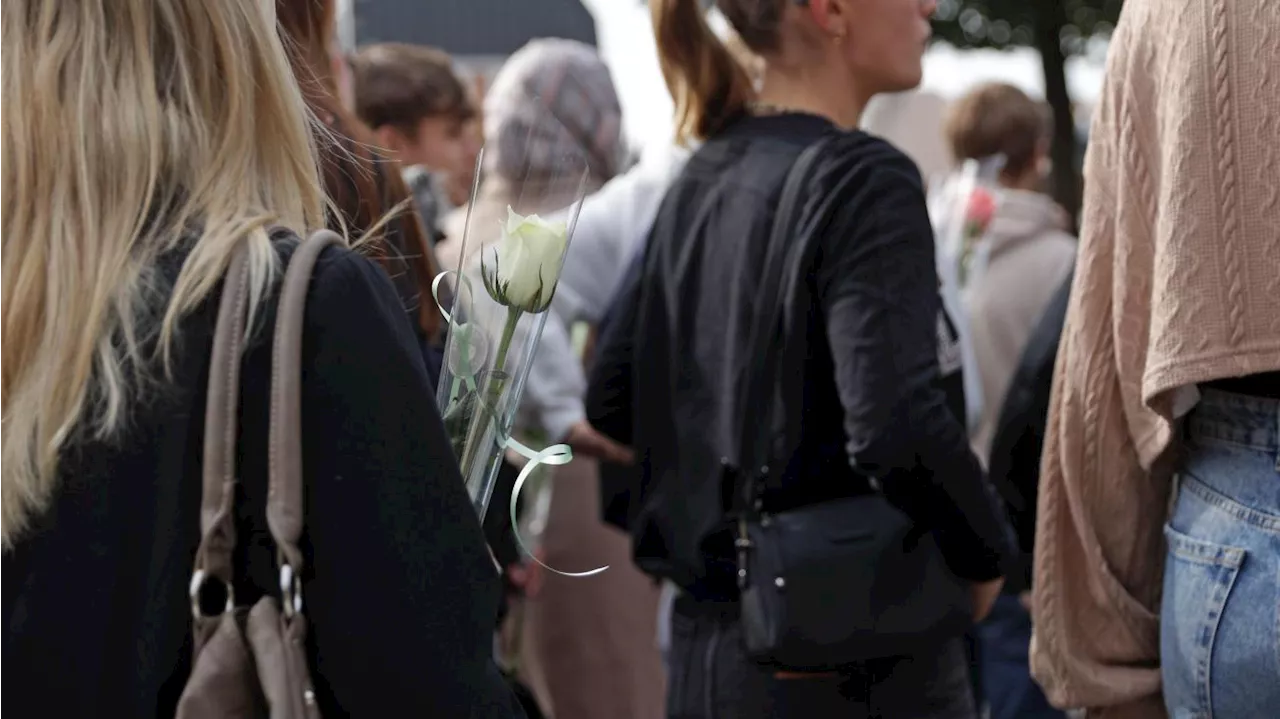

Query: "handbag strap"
<box><xmin>731</xmin><ymin>137</ymin><xmax>829</xmax><ymax>523</ymax></box>
<box><xmin>193</xmin><ymin>229</ymin><xmax>341</xmax><ymax>619</ymax></box>
<box><xmin>195</xmin><ymin>244</ymin><xmax>253</xmax><ymax>604</ymax></box>
<box><xmin>268</xmin><ymin>230</ymin><xmax>343</xmax><ymax>613</ymax></box>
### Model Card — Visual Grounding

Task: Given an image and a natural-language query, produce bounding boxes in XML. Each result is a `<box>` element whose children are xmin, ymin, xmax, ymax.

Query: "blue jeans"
<box><xmin>1161</xmin><ymin>390</ymin><xmax>1280</xmax><ymax>718</ymax></box>
<box><xmin>973</xmin><ymin>595</ymin><xmax>1065</xmax><ymax>719</ymax></box>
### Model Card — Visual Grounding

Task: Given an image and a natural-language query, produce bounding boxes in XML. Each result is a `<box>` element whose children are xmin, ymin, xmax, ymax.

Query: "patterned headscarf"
<box><xmin>483</xmin><ymin>39</ymin><xmax>624</xmax><ymax>189</ymax></box>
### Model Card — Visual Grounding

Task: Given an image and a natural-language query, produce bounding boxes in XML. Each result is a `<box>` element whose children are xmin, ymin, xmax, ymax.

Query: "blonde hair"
<box><xmin>1</xmin><ymin>0</ymin><xmax>328</xmax><ymax>547</ymax></box>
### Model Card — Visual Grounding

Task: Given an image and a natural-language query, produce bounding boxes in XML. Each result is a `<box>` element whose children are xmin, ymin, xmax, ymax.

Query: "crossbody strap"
<box><xmin>737</xmin><ymin>136</ymin><xmax>834</xmax><ymax>511</ymax></box>
<box><xmin>730</xmin><ymin>138</ymin><xmax>830</xmax><ymax>589</ymax></box>
<box><xmin>731</xmin><ymin>137</ymin><xmax>830</xmax><ymax>522</ymax></box>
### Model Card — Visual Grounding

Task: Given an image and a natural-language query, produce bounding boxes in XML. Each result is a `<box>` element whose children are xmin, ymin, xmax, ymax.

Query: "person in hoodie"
<box><xmin>944</xmin><ymin>82</ymin><xmax>1076</xmax><ymax>468</ymax></box>
<box><xmin>942</xmin><ymin>82</ymin><xmax>1075</xmax><ymax>719</ymax></box>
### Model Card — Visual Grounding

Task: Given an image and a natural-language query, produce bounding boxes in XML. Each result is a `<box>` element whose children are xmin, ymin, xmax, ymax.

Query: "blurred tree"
<box><xmin>932</xmin><ymin>0</ymin><xmax>1122</xmax><ymax>226</ymax></box>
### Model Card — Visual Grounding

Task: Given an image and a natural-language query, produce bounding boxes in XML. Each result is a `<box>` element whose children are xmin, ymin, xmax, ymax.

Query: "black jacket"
<box><xmin>587</xmin><ymin>114</ymin><xmax>1015</xmax><ymax>600</ymax></box>
<box><xmin>3</xmin><ymin>241</ymin><xmax>520</xmax><ymax>718</ymax></box>
<box><xmin>986</xmin><ymin>270</ymin><xmax>1073</xmax><ymax>594</ymax></box>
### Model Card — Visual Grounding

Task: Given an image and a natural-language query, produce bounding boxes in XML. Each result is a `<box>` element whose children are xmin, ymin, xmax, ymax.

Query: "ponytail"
<box><xmin>652</xmin><ymin>0</ymin><xmax>754</xmax><ymax>145</ymax></box>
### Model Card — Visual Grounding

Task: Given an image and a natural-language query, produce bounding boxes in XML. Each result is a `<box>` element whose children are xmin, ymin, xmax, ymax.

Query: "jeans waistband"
<box><xmin>1186</xmin><ymin>389</ymin><xmax>1280</xmax><ymax>453</ymax></box>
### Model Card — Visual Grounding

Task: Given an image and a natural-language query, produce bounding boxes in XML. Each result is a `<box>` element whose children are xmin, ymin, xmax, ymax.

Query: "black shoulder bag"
<box><xmin>731</xmin><ymin>139</ymin><xmax>972</xmax><ymax>671</ymax></box>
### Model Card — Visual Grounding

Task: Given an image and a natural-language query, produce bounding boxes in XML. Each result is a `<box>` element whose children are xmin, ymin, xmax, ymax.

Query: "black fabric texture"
<box><xmin>3</xmin><ymin>240</ymin><xmax>521</xmax><ymax>718</ymax></box>
<box><xmin>587</xmin><ymin>114</ymin><xmax>1016</xmax><ymax>600</ymax></box>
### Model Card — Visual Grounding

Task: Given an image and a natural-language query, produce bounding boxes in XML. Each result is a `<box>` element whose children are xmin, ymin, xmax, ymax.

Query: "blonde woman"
<box><xmin>1</xmin><ymin>1</ymin><xmax>518</xmax><ymax>717</ymax></box>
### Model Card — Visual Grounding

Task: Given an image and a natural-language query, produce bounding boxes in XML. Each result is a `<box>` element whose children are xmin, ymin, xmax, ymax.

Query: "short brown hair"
<box><xmin>350</xmin><ymin>43</ymin><xmax>473</xmax><ymax>135</ymax></box>
<box><xmin>944</xmin><ymin>83</ymin><xmax>1050</xmax><ymax>179</ymax></box>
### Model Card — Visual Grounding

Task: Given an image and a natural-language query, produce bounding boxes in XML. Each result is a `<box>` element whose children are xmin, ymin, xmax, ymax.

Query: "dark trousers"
<box><xmin>972</xmin><ymin>595</ymin><xmax>1064</xmax><ymax>719</ymax></box>
<box><xmin>664</xmin><ymin>599</ymin><xmax>976</xmax><ymax>719</ymax></box>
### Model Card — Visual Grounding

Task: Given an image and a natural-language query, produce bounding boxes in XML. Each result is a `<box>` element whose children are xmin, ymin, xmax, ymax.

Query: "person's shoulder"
<box><xmin>1024</xmin><ymin>209</ymin><xmax>1079</xmax><ymax>262</ymax></box>
<box><xmin>273</xmin><ymin>231</ymin><xmax>379</xmax><ymax>281</ymax></box>
<box><xmin>814</xmin><ymin>131</ymin><xmax>924</xmax><ymax>192</ymax></box>
<box><xmin>1041</xmin><ymin>228</ymin><xmax>1079</xmax><ymax>258</ymax></box>
<box><xmin>804</xmin><ymin>132</ymin><xmax>928</xmax><ymax>230</ymax></box>
<box><xmin>273</xmin><ymin>235</ymin><xmax>416</xmax><ymax>342</ymax></box>
<box><xmin>308</xmin><ymin>241</ymin><xmax>387</xmax><ymax>285</ymax></box>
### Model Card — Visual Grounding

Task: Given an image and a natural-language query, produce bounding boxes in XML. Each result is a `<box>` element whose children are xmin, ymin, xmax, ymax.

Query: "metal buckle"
<box><xmin>189</xmin><ymin>569</ymin><xmax>234</xmax><ymax>618</ymax></box>
<box><xmin>736</xmin><ymin>516</ymin><xmax>753</xmax><ymax>589</ymax></box>
<box><xmin>279</xmin><ymin>563</ymin><xmax>303</xmax><ymax>618</ymax></box>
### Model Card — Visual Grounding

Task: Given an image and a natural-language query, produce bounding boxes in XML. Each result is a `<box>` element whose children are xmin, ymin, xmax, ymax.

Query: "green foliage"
<box><xmin>932</xmin><ymin>0</ymin><xmax>1122</xmax><ymax>54</ymax></box>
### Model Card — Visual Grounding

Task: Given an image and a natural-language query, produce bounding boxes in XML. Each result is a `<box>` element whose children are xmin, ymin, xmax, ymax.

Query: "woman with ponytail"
<box><xmin>588</xmin><ymin>0</ymin><xmax>1016</xmax><ymax>716</ymax></box>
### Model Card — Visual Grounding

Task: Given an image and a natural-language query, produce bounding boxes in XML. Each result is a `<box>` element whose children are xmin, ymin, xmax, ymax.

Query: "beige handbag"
<box><xmin>176</xmin><ymin>231</ymin><xmax>342</xmax><ymax>719</ymax></box>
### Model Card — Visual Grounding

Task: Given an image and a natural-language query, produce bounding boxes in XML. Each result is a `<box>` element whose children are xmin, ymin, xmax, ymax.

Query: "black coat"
<box><xmin>587</xmin><ymin>114</ymin><xmax>1015</xmax><ymax>600</ymax></box>
<box><xmin>3</xmin><ymin>241</ymin><xmax>520</xmax><ymax>718</ymax></box>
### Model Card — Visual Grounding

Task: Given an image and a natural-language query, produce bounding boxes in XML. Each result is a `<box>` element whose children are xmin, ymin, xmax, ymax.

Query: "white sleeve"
<box><xmin>514</xmin><ymin>310</ymin><xmax>586</xmax><ymax>442</ymax></box>
<box><xmin>553</xmin><ymin>146</ymin><xmax>691</xmax><ymax>325</ymax></box>
<box><xmin>550</xmin><ymin>180</ymin><xmax>630</xmax><ymax>325</ymax></box>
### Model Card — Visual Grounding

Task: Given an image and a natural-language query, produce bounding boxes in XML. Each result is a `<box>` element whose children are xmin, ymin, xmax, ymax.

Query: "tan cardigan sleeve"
<box><xmin>1028</xmin><ymin>21</ymin><xmax>1174</xmax><ymax>717</ymax></box>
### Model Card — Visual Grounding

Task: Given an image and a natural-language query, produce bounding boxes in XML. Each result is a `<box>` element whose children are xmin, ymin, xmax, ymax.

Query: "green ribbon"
<box><xmin>433</xmin><ymin>271</ymin><xmax>607</xmax><ymax>578</ymax></box>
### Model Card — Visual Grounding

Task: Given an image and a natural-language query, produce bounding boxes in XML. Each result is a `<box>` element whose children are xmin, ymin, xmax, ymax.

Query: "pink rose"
<box><xmin>964</xmin><ymin>187</ymin><xmax>996</xmax><ymax>235</ymax></box>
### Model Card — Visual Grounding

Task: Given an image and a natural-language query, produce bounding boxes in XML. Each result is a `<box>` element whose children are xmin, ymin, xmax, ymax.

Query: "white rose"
<box><xmin>480</xmin><ymin>207</ymin><xmax>569</xmax><ymax>313</ymax></box>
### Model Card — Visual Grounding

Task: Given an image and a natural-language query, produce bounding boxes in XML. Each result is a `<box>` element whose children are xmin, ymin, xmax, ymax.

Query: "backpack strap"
<box><xmin>267</xmin><ymin>230</ymin><xmax>343</xmax><ymax>616</ymax></box>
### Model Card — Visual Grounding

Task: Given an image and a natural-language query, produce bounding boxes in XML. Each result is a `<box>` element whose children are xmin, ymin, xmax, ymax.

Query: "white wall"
<box><xmin>861</xmin><ymin>91</ymin><xmax>953</xmax><ymax>182</ymax></box>
<box><xmin>921</xmin><ymin>43</ymin><xmax>1104</xmax><ymax>105</ymax></box>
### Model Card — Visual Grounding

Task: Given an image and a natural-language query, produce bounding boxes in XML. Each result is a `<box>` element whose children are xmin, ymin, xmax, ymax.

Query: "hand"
<box><xmin>580</xmin><ymin>326</ymin><xmax>598</xmax><ymax>368</ymax></box>
<box><xmin>969</xmin><ymin>577</ymin><xmax>1005</xmax><ymax>622</ymax></box>
<box><xmin>506</xmin><ymin>550</ymin><xmax>546</xmax><ymax>598</ymax></box>
<box><xmin>562</xmin><ymin>420</ymin><xmax>635</xmax><ymax>465</ymax></box>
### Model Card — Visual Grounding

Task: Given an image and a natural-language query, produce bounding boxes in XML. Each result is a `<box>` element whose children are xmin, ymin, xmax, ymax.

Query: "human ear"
<box><xmin>808</xmin><ymin>0</ymin><xmax>850</xmax><ymax>41</ymax></box>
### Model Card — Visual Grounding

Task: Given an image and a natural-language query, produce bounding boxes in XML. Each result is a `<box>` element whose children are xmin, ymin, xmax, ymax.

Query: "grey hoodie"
<box><xmin>962</xmin><ymin>189</ymin><xmax>1077</xmax><ymax>465</ymax></box>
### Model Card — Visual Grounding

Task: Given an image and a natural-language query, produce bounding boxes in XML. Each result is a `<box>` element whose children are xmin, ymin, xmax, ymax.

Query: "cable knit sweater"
<box><xmin>1030</xmin><ymin>0</ymin><xmax>1280</xmax><ymax>717</ymax></box>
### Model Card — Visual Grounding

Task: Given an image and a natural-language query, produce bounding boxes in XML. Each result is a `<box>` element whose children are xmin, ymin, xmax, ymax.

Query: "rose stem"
<box><xmin>460</xmin><ymin>306</ymin><xmax>523</xmax><ymax>491</ymax></box>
